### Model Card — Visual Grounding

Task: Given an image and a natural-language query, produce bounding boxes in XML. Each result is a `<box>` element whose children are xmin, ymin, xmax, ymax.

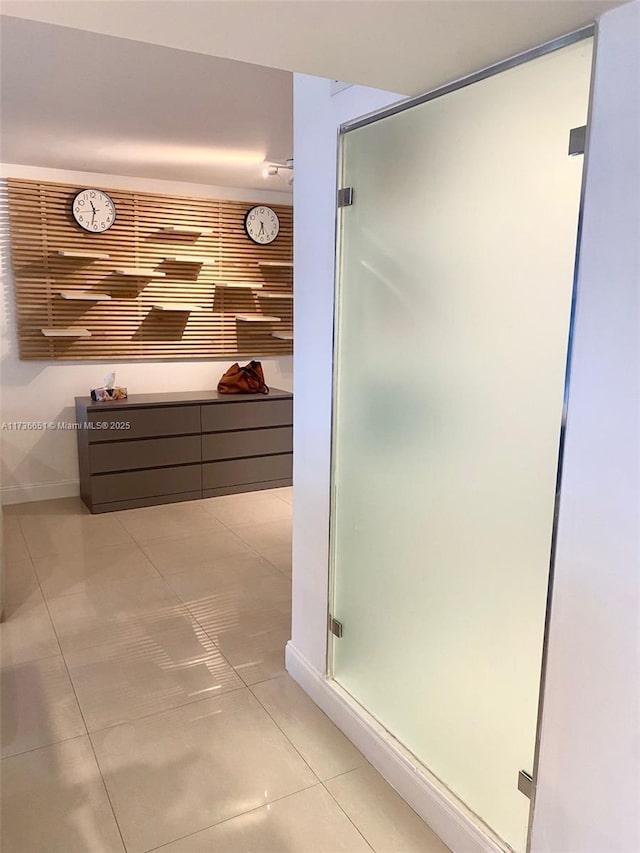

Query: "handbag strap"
<box><xmin>241</xmin><ymin>363</ymin><xmax>269</xmax><ymax>393</ymax></box>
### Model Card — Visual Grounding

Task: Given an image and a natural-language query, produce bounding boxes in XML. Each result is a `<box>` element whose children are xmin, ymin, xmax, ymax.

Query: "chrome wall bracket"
<box><xmin>568</xmin><ymin>125</ymin><xmax>587</xmax><ymax>156</ymax></box>
<box><xmin>518</xmin><ymin>769</ymin><xmax>534</xmax><ymax>799</ymax></box>
<box><xmin>329</xmin><ymin>615</ymin><xmax>343</xmax><ymax>638</ymax></box>
<box><xmin>337</xmin><ymin>187</ymin><xmax>354</xmax><ymax>208</ymax></box>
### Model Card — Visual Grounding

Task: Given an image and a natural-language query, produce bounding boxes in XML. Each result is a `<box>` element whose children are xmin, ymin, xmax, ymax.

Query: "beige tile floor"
<box><xmin>1</xmin><ymin>489</ymin><xmax>449</xmax><ymax>853</ymax></box>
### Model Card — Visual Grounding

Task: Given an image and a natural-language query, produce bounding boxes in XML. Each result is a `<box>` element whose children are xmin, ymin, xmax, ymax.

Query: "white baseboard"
<box><xmin>1</xmin><ymin>479</ymin><xmax>80</xmax><ymax>505</ymax></box>
<box><xmin>285</xmin><ymin>641</ymin><xmax>507</xmax><ymax>853</ymax></box>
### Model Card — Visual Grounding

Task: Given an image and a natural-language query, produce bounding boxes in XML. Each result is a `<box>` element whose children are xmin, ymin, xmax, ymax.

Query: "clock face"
<box><xmin>244</xmin><ymin>206</ymin><xmax>279</xmax><ymax>244</ymax></box>
<box><xmin>72</xmin><ymin>189</ymin><xmax>116</xmax><ymax>233</ymax></box>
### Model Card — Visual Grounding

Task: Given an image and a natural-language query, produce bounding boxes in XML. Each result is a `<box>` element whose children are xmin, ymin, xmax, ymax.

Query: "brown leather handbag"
<box><xmin>217</xmin><ymin>360</ymin><xmax>270</xmax><ymax>395</ymax></box>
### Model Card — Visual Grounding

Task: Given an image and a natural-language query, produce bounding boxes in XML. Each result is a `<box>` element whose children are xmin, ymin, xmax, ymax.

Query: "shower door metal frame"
<box><xmin>326</xmin><ymin>23</ymin><xmax>598</xmax><ymax>853</ymax></box>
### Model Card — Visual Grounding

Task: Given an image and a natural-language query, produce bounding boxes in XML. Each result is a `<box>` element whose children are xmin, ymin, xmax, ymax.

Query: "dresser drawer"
<box><xmin>202</xmin><ymin>427</ymin><xmax>292</xmax><ymax>462</ymax></box>
<box><xmin>89</xmin><ymin>435</ymin><xmax>201</xmax><ymax>474</ymax></box>
<box><xmin>201</xmin><ymin>399</ymin><xmax>292</xmax><ymax>433</ymax></box>
<box><xmin>203</xmin><ymin>454</ymin><xmax>292</xmax><ymax>490</ymax></box>
<box><xmin>87</xmin><ymin>405</ymin><xmax>200</xmax><ymax>443</ymax></box>
<box><xmin>90</xmin><ymin>464</ymin><xmax>201</xmax><ymax>504</ymax></box>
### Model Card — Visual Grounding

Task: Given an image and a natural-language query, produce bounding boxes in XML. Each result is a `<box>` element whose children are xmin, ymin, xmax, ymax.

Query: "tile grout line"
<box><xmin>166</xmin><ymin>509</ymin><xmax>293</xmax><ymax>694</ymax></box>
<box><xmin>15</xmin><ymin>505</ymin><xmax>160</xmax><ymax>592</ymax></box>
<box><xmin>195</xmin><ymin>493</ymin><xmax>292</xmax><ymax>578</ymax></box>
<box><xmin>138</xmin><ymin>513</ymin><xmax>271</xmax><ymax>578</ymax></box>
<box><xmin>7</xmin><ymin>501</ymin><xmax>288</xmax><ymax>691</ymax></box>
<box><xmin>0</xmin><ymin>649</ymin><xmax>62</xmax><ymax>671</ymax></box>
<box><xmin>65</xmin><ymin>641</ymin><xmax>313</xmax><ymax>849</ymax></box>
<box><xmin>140</xmin><ymin>780</ymin><xmax>321</xmax><ymax>853</ymax></box>
<box><xmin>246</xmin><ymin>676</ymin><xmax>376</xmax><ymax>853</ymax></box>
<box><xmin>32</xmin><ymin>507</ymin><xmax>287</xmax><ymax>715</ymax></box>
<box><xmin>164</xmin><ymin>591</ymin><xmax>267</xmax><ymax>693</ymax></box>
<box><xmin>10</xmin><ymin>518</ymin><xmax>265</xmax><ymax>744</ymax></box>
<box><xmin>132</xmin><ymin>506</ymin><xmax>292</xmax><ymax>684</ymax></box>
<box><xmin>18</xmin><ymin>524</ymin><xmax>130</xmax><ymax>853</ymax></box>
<box><xmin>129</xmin><ymin>520</ymin><xmax>283</xmax><ymax>703</ymax></box>
<box><xmin>320</xmin><ymin>778</ymin><xmax>377</xmax><ymax>853</ymax></box>
<box><xmin>38</xmin><ymin>540</ymin><xmax>166</xmax><ymax>599</ymax></box>
<box><xmin>78</xmin><ymin>682</ymin><xmax>249</xmax><ymax>738</ymax></box>
<box><xmin>323</xmin><ymin>763</ymin><xmax>368</xmax><ymax>784</ymax></box>
<box><xmin>269</xmin><ymin>488</ymin><xmax>294</xmax><ymax>507</ymax></box>
<box><xmin>114</xmin><ymin>494</ymin><xmax>291</xmax><ymax>582</ymax></box>
<box><xmin>1</xmin><ymin>731</ymin><xmax>93</xmax><ymax>763</ymax></box>
<box><xmin>13</xmin><ymin>518</ymin><xmax>61</xmax><ymax>648</ymax></box>
<box><xmin>3</xmin><ymin>518</ymin><xmax>32</xmax><ymax>575</ymax></box>
<box><xmin>131</xmin><ymin>521</ymin><xmax>249</xmax><ymax>676</ymax></box>
<box><xmin>125</xmin><ymin>495</ymin><xmax>300</xmax><ymax>792</ymax></box>
<box><xmin>201</xmin><ymin>510</ymin><xmax>290</xmax><ymax>577</ymax></box>
<box><xmin>265</xmin><ymin>485</ymin><xmax>381</xmax><ymax>853</ymax></box>
<box><xmin>174</xmin><ymin>588</ymin><xmax>290</xmax><ymax>691</ymax></box>
<box><xmin>44</xmin><ymin>620</ymin><xmax>130</xmax><ymax>852</ymax></box>
<box><xmin>245</xmin><ymin>682</ymin><xmax>376</xmax><ymax>852</ymax></box>
<box><xmin>1</xmin><ymin>523</ymin><xmax>38</xmax><ymax>626</ymax></box>
<box><xmin>6</xmin><ymin>495</ymin><xmax>292</xmax><ymax>853</ymax></box>
<box><xmin>246</xmin><ymin>678</ymin><xmax>326</xmax><ymax>781</ymax></box>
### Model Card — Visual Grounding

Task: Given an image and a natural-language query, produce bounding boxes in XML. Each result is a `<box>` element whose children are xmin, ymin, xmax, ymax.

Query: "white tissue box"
<box><xmin>90</xmin><ymin>386</ymin><xmax>128</xmax><ymax>402</ymax></box>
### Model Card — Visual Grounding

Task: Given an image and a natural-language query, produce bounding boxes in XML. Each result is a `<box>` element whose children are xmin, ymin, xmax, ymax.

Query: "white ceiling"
<box><xmin>0</xmin><ymin>16</ymin><xmax>293</xmax><ymax>190</ymax></box>
<box><xmin>0</xmin><ymin>0</ymin><xmax>626</xmax><ymax>96</ymax></box>
<box><xmin>1</xmin><ymin>1</ymin><xmax>627</xmax><ymax>188</ymax></box>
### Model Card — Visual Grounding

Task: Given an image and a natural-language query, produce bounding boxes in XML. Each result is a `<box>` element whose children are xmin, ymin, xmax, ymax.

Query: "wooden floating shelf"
<box><xmin>9</xmin><ymin>177</ymin><xmax>292</xmax><ymax>361</ymax></box>
<box><xmin>235</xmin><ymin>314</ymin><xmax>281</xmax><ymax>323</ymax></box>
<box><xmin>272</xmin><ymin>332</ymin><xmax>293</xmax><ymax>341</ymax></box>
<box><xmin>56</xmin><ymin>250</ymin><xmax>111</xmax><ymax>260</ymax></box>
<box><xmin>59</xmin><ymin>291</ymin><xmax>112</xmax><ymax>302</ymax></box>
<box><xmin>114</xmin><ymin>268</ymin><xmax>166</xmax><ymax>278</ymax></box>
<box><xmin>41</xmin><ymin>327</ymin><xmax>91</xmax><ymax>338</ymax></box>
<box><xmin>257</xmin><ymin>292</ymin><xmax>294</xmax><ymax>300</ymax></box>
<box><xmin>258</xmin><ymin>260</ymin><xmax>293</xmax><ymax>268</ymax></box>
<box><xmin>159</xmin><ymin>225</ymin><xmax>214</xmax><ymax>236</ymax></box>
<box><xmin>216</xmin><ymin>282</ymin><xmax>262</xmax><ymax>289</ymax></box>
<box><xmin>152</xmin><ymin>303</ymin><xmax>202</xmax><ymax>312</ymax></box>
<box><xmin>162</xmin><ymin>256</ymin><xmax>216</xmax><ymax>264</ymax></box>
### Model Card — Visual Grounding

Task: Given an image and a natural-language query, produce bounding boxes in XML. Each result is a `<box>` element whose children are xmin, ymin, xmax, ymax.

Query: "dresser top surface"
<box><xmin>76</xmin><ymin>388</ymin><xmax>292</xmax><ymax>411</ymax></box>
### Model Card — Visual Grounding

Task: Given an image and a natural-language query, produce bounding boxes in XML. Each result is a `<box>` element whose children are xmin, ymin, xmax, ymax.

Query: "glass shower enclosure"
<box><xmin>329</xmin><ymin>35</ymin><xmax>593</xmax><ymax>852</ymax></box>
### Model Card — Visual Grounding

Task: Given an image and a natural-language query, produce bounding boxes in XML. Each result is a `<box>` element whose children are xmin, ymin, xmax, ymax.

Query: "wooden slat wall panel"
<box><xmin>7</xmin><ymin>178</ymin><xmax>293</xmax><ymax>360</ymax></box>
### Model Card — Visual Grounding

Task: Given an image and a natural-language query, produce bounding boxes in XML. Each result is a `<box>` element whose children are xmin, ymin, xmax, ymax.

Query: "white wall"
<box><xmin>0</xmin><ymin>165</ymin><xmax>293</xmax><ymax>504</ymax></box>
<box><xmin>291</xmin><ymin>77</ymin><xmax>402</xmax><ymax>674</ymax></box>
<box><xmin>291</xmin><ymin>2</ymin><xmax>640</xmax><ymax>850</ymax></box>
<box><xmin>531</xmin><ymin>3</ymin><xmax>640</xmax><ymax>851</ymax></box>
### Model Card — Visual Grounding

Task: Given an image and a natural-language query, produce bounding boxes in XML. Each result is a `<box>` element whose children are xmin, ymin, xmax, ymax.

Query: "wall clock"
<box><xmin>244</xmin><ymin>205</ymin><xmax>279</xmax><ymax>244</ymax></box>
<box><xmin>72</xmin><ymin>188</ymin><xmax>116</xmax><ymax>233</ymax></box>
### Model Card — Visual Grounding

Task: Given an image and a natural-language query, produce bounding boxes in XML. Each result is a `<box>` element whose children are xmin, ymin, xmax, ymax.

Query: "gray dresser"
<box><xmin>75</xmin><ymin>389</ymin><xmax>293</xmax><ymax>513</ymax></box>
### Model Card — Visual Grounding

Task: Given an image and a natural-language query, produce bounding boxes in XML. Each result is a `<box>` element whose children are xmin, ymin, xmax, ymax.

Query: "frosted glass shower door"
<box><xmin>330</xmin><ymin>39</ymin><xmax>593</xmax><ymax>852</ymax></box>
